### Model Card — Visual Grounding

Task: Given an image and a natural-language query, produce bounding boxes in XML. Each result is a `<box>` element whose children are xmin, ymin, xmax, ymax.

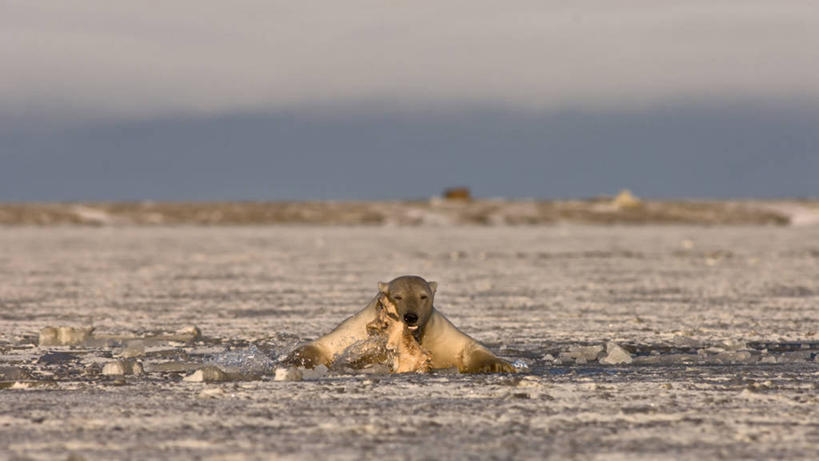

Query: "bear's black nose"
<box><xmin>403</xmin><ymin>313</ymin><xmax>419</xmax><ymax>325</ymax></box>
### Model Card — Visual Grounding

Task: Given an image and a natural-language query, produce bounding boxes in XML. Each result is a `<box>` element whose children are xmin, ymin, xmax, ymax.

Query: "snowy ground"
<box><xmin>1</xmin><ymin>225</ymin><xmax>818</xmax><ymax>460</ymax></box>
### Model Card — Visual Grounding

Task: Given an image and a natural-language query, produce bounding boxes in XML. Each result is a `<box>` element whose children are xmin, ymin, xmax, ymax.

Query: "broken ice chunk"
<box><xmin>599</xmin><ymin>342</ymin><xmax>633</xmax><ymax>365</ymax></box>
<box><xmin>39</xmin><ymin>326</ymin><xmax>95</xmax><ymax>346</ymax></box>
<box><xmin>101</xmin><ymin>359</ymin><xmax>144</xmax><ymax>376</ymax></box>
<box><xmin>511</xmin><ymin>359</ymin><xmax>530</xmax><ymax>371</ymax></box>
<box><xmin>274</xmin><ymin>367</ymin><xmax>303</xmax><ymax>381</ymax></box>
<box><xmin>183</xmin><ymin>366</ymin><xmax>229</xmax><ymax>383</ymax></box>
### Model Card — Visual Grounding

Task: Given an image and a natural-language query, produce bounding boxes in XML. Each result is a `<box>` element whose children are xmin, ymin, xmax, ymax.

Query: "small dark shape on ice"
<box><xmin>37</xmin><ymin>352</ymin><xmax>80</xmax><ymax>365</ymax></box>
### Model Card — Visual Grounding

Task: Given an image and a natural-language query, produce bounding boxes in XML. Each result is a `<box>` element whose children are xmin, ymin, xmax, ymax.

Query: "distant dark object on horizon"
<box><xmin>443</xmin><ymin>187</ymin><xmax>472</xmax><ymax>201</ymax></box>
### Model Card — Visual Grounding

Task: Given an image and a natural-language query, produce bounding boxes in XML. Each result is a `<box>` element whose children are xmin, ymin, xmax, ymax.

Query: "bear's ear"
<box><xmin>428</xmin><ymin>281</ymin><xmax>438</xmax><ymax>294</ymax></box>
<box><xmin>378</xmin><ymin>281</ymin><xmax>389</xmax><ymax>294</ymax></box>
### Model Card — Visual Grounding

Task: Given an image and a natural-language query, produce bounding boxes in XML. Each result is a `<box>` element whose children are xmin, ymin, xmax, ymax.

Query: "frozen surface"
<box><xmin>206</xmin><ymin>345</ymin><xmax>277</xmax><ymax>376</ymax></box>
<box><xmin>1</xmin><ymin>225</ymin><xmax>818</xmax><ymax>460</ymax></box>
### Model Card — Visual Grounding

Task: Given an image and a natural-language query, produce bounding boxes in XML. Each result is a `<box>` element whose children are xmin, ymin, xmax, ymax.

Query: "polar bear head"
<box><xmin>378</xmin><ymin>275</ymin><xmax>437</xmax><ymax>333</ymax></box>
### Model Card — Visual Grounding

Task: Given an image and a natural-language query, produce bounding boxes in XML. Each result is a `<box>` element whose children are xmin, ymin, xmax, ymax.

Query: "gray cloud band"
<box><xmin>2</xmin><ymin>0</ymin><xmax>817</xmax><ymax>121</ymax></box>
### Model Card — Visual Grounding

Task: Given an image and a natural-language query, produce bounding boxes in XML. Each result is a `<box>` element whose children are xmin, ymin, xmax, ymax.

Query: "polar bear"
<box><xmin>284</xmin><ymin>276</ymin><xmax>515</xmax><ymax>373</ymax></box>
<box><xmin>328</xmin><ymin>294</ymin><xmax>432</xmax><ymax>373</ymax></box>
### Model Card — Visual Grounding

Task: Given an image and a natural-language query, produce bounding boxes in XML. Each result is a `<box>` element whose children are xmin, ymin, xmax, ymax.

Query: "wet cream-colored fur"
<box><xmin>368</xmin><ymin>295</ymin><xmax>431</xmax><ymax>373</ymax></box>
<box><xmin>284</xmin><ymin>276</ymin><xmax>515</xmax><ymax>373</ymax></box>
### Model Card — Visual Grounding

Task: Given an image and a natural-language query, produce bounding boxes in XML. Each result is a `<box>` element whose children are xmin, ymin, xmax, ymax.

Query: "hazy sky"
<box><xmin>1</xmin><ymin>1</ymin><xmax>817</xmax><ymax>200</ymax></box>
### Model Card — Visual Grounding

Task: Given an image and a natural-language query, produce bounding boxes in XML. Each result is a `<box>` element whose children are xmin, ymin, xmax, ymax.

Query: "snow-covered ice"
<box><xmin>0</xmin><ymin>225</ymin><xmax>817</xmax><ymax>460</ymax></box>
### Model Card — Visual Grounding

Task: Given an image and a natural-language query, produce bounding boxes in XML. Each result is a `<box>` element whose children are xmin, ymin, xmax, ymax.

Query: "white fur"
<box><xmin>305</xmin><ymin>294</ymin><xmax>509</xmax><ymax>372</ymax></box>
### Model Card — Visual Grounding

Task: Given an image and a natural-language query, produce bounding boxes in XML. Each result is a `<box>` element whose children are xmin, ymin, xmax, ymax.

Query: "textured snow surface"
<box><xmin>1</xmin><ymin>225</ymin><xmax>818</xmax><ymax>460</ymax></box>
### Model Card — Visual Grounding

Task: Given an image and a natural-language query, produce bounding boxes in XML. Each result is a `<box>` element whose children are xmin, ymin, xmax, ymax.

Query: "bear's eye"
<box><xmin>420</xmin><ymin>295</ymin><xmax>428</xmax><ymax>300</ymax></box>
<box><xmin>393</xmin><ymin>295</ymin><xmax>402</xmax><ymax>300</ymax></box>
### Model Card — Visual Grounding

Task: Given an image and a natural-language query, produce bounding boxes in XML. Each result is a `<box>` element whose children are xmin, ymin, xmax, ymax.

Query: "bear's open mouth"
<box><xmin>407</xmin><ymin>325</ymin><xmax>419</xmax><ymax>331</ymax></box>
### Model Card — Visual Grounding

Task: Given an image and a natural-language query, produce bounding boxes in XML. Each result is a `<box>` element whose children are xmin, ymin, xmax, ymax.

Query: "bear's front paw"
<box><xmin>461</xmin><ymin>349</ymin><xmax>517</xmax><ymax>374</ymax></box>
<box><xmin>477</xmin><ymin>358</ymin><xmax>517</xmax><ymax>373</ymax></box>
<box><xmin>282</xmin><ymin>344</ymin><xmax>326</xmax><ymax>369</ymax></box>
